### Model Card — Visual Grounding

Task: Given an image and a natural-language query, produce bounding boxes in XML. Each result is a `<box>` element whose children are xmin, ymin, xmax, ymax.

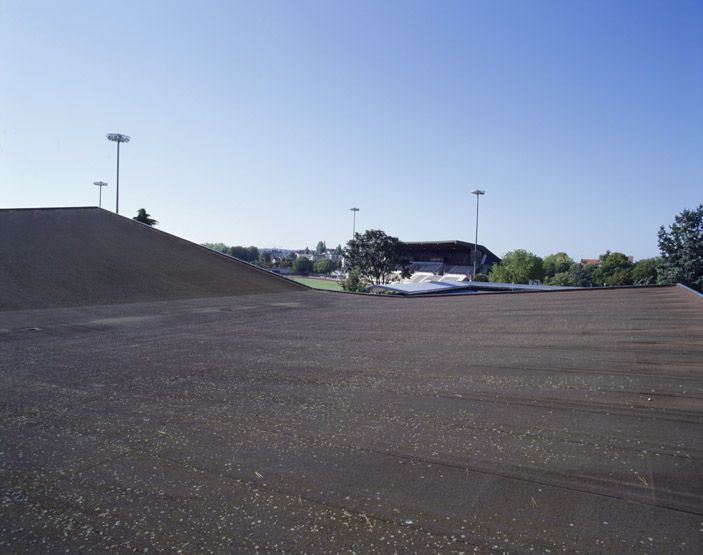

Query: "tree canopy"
<box><xmin>344</xmin><ymin>229</ymin><xmax>409</xmax><ymax>286</ymax></box>
<box><xmin>657</xmin><ymin>205</ymin><xmax>703</xmax><ymax>291</ymax></box>
<box><xmin>230</xmin><ymin>245</ymin><xmax>260</xmax><ymax>263</ymax></box>
<box><xmin>543</xmin><ymin>252</ymin><xmax>574</xmax><ymax>278</ymax></box>
<box><xmin>313</xmin><ymin>258</ymin><xmax>337</xmax><ymax>274</ymax></box>
<box><xmin>292</xmin><ymin>256</ymin><xmax>314</xmax><ymax>274</ymax></box>
<box><xmin>201</xmin><ymin>242</ymin><xmax>229</xmax><ymax>254</ymax></box>
<box><xmin>489</xmin><ymin>250</ymin><xmax>544</xmax><ymax>284</ymax></box>
<box><xmin>133</xmin><ymin>208</ymin><xmax>157</xmax><ymax>226</ymax></box>
<box><xmin>631</xmin><ymin>257</ymin><xmax>660</xmax><ymax>286</ymax></box>
<box><xmin>591</xmin><ymin>251</ymin><xmax>633</xmax><ymax>286</ymax></box>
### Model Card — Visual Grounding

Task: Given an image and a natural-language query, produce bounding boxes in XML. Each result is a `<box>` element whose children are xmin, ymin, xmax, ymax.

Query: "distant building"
<box><xmin>580</xmin><ymin>258</ymin><xmax>601</xmax><ymax>266</ymax></box>
<box><xmin>580</xmin><ymin>255</ymin><xmax>634</xmax><ymax>266</ymax></box>
<box><xmin>403</xmin><ymin>241</ymin><xmax>501</xmax><ymax>278</ymax></box>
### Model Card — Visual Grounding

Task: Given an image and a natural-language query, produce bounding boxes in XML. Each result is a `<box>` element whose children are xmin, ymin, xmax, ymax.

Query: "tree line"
<box><xmin>488</xmin><ymin>205</ymin><xmax>702</xmax><ymax>290</ymax></box>
<box><xmin>200</xmin><ymin>242</ymin><xmax>341</xmax><ymax>275</ymax></box>
<box><xmin>486</xmin><ymin>250</ymin><xmax>659</xmax><ymax>287</ymax></box>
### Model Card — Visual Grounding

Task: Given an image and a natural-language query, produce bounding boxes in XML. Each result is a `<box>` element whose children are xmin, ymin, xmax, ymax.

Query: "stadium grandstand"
<box><xmin>403</xmin><ymin>240</ymin><xmax>501</xmax><ymax>278</ymax></box>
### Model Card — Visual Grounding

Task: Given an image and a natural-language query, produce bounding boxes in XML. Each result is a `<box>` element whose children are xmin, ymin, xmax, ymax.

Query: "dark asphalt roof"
<box><xmin>0</xmin><ymin>207</ymin><xmax>304</xmax><ymax>311</ymax></box>
<box><xmin>1</xmin><ymin>284</ymin><xmax>702</xmax><ymax>553</ymax></box>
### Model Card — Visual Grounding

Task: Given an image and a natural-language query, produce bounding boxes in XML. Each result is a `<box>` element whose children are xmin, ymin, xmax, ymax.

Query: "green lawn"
<box><xmin>291</xmin><ymin>276</ymin><xmax>344</xmax><ymax>291</ymax></box>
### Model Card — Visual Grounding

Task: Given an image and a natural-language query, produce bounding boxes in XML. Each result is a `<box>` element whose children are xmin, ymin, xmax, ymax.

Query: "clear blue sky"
<box><xmin>1</xmin><ymin>0</ymin><xmax>701</xmax><ymax>260</ymax></box>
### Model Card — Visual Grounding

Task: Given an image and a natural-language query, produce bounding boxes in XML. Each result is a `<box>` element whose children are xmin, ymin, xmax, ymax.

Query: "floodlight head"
<box><xmin>106</xmin><ymin>133</ymin><xmax>130</xmax><ymax>143</ymax></box>
<box><xmin>471</xmin><ymin>189</ymin><xmax>485</xmax><ymax>196</ymax></box>
<box><xmin>350</xmin><ymin>207</ymin><xmax>360</xmax><ymax>212</ymax></box>
<box><xmin>93</xmin><ymin>181</ymin><xmax>108</xmax><ymax>187</ymax></box>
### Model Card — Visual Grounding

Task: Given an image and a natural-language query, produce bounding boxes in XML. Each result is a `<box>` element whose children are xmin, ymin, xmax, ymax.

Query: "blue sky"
<box><xmin>1</xmin><ymin>0</ymin><xmax>701</xmax><ymax>260</ymax></box>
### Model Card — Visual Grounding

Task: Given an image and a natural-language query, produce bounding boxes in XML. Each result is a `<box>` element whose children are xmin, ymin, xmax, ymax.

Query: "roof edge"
<box><xmin>676</xmin><ymin>283</ymin><xmax>703</xmax><ymax>299</ymax></box>
<box><xmin>0</xmin><ymin>206</ymin><xmax>101</xmax><ymax>212</ymax></box>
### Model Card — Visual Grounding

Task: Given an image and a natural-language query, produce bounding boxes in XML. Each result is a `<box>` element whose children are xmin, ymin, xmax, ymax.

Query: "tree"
<box><xmin>543</xmin><ymin>252</ymin><xmax>574</xmax><ymax>278</ymax></box>
<box><xmin>313</xmin><ymin>258</ymin><xmax>337</xmax><ymax>274</ymax></box>
<box><xmin>547</xmin><ymin>271</ymin><xmax>576</xmax><ymax>286</ymax></box>
<box><xmin>256</xmin><ymin>251</ymin><xmax>272</xmax><ymax>268</ymax></box>
<box><xmin>341</xmin><ymin>270</ymin><xmax>367</xmax><ymax>292</ymax></box>
<box><xmin>592</xmin><ymin>252</ymin><xmax>633</xmax><ymax>286</ymax></box>
<box><xmin>133</xmin><ymin>208</ymin><xmax>157</xmax><ymax>226</ymax></box>
<box><xmin>344</xmin><ymin>229</ymin><xmax>410</xmax><ymax>286</ymax></box>
<box><xmin>315</xmin><ymin>241</ymin><xmax>327</xmax><ymax>255</ymax></box>
<box><xmin>488</xmin><ymin>250</ymin><xmax>544</xmax><ymax>284</ymax></box>
<box><xmin>570</xmin><ymin>263</ymin><xmax>596</xmax><ymax>287</ymax></box>
<box><xmin>201</xmin><ymin>242</ymin><xmax>229</xmax><ymax>254</ymax></box>
<box><xmin>292</xmin><ymin>256</ymin><xmax>314</xmax><ymax>274</ymax></box>
<box><xmin>632</xmin><ymin>257</ymin><xmax>661</xmax><ymax>286</ymax></box>
<box><xmin>230</xmin><ymin>245</ymin><xmax>259</xmax><ymax>262</ymax></box>
<box><xmin>657</xmin><ymin>205</ymin><xmax>703</xmax><ymax>291</ymax></box>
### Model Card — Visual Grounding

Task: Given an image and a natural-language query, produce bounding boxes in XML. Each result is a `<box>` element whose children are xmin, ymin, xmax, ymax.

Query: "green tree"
<box><xmin>632</xmin><ymin>257</ymin><xmax>661</xmax><ymax>286</ymax></box>
<box><xmin>202</xmin><ymin>242</ymin><xmax>229</xmax><ymax>254</ymax></box>
<box><xmin>570</xmin><ymin>263</ymin><xmax>596</xmax><ymax>287</ymax></box>
<box><xmin>133</xmin><ymin>208</ymin><xmax>157</xmax><ymax>226</ymax></box>
<box><xmin>230</xmin><ymin>245</ymin><xmax>259</xmax><ymax>262</ymax></box>
<box><xmin>657</xmin><ymin>205</ymin><xmax>703</xmax><ymax>291</ymax></box>
<box><xmin>344</xmin><ymin>229</ymin><xmax>410</xmax><ymax>285</ymax></box>
<box><xmin>592</xmin><ymin>252</ymin><xmax>633</xmax><ymax>286</ymax></box>
<box><xmin>313</xmin><ymin>258</ymin><xmax>337</xmax><ymax>274</ymax></box>
<box><xmin>488</xmin><ymin>250</ymin><xmax>544</xmax><ymax>284</ymax></box>
<box><xmin>341</xmin><ymin>270</ymin><xmax>367</xmax><ymax>292</ymax></box>
<box><xmin>543</xmin><ymin>252</ymin><xmax>574</xmax><ymax>278</ymax></box>
<box><xmin>256</xmin><ymin>251</ymin><xmax>272</xmax><ymax>268</ymax></box>
<box><xmin>315</xmin><ymin>241</ymin><xmax>327</xmax><ymax>255</ymax></box>
<box><xmin>292</xmin><ymin>256</ymin><xmax>314</xmax><ymax>274</ymax></box>
<box><xmin>547</xmin><ymin>271</ymin><xmax>576</xmax><ymax>286</ymax></box>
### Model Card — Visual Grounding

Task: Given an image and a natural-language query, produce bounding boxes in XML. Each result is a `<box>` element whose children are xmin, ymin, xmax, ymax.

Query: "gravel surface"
<box><xmin>1</xmin><ymin>285</ymin><xmax>702</xmax><ymax>553</ymax></box>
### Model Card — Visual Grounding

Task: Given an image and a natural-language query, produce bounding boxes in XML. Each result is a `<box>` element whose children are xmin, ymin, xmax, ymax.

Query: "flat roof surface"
<box><xmin>2</xmin><ymin>285</ymin><xmax>702</xmax><ymax>553</ymax></box>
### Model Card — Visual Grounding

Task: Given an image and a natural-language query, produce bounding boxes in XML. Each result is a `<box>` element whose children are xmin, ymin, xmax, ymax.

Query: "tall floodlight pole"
<box><xmin>350</xmin><ymin>207</ymin><xmax>360</xmax><ymax>238</ymax></box>
<box><xmin>471</xmin><ymin>189</ymin><xmax>485</xmax><ymax>279</ymax></box>
<box><xmin>106</xmin><ymin>133</ymin><xmax>130</xmax><ymax>214</ymax></box>
<box><xmin>93</xmin><ymin>181</ymin><xmax>108</xmax><ymax>208</ymax></box>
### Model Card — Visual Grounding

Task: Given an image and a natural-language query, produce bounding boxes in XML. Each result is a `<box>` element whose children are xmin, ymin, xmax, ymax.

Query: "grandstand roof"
<box><xmin>404</xmin><ymin>240</ymin><xmax>501</xmax><ymax>262</ymax></box>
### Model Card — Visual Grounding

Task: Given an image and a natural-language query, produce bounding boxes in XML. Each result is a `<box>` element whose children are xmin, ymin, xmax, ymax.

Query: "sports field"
<box><xmin>291</xmin><ymin>275</ymin><xmax>345</xmax><ymax>291</ymax></box>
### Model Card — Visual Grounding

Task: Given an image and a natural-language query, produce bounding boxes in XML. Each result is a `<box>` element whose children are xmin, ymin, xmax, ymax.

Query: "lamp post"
<box><xmin>106</xmin><ymin>133</ymin><xmax>130</xmax><ymax>214</ymax></box>
<box><xmin>93</xmin><ymin>181</ymin><xmax>108</xmax><ymax>208</ymax></box>
<box><xmin>350</xmin><ymin>207</ymin><xmax>360</xmax><ymax>238</ymax></box>
<box><xmin>471</xmin><ymin>189</ymin><xmax>485</xmax><ymax>279</ymax></box>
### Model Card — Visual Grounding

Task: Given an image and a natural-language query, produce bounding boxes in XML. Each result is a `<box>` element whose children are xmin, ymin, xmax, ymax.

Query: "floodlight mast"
<box><xmin>93</xmin><ymin>181</ymin><xmax>108</xmax><ymax>208</ymax></box>
<box><xmin>106</xmin><ymin>133</ymin><xmax>130</xmax><ymax>214</ymax></box>
<box><xmin>471</xmin><ymin>189</ymin><xmax>485</xmax><ymax>279</ymax></box>
<box><xmin>350</xmin><ymin>207</ymin><xmax>360</xmax><ymax>238</ymax></box>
